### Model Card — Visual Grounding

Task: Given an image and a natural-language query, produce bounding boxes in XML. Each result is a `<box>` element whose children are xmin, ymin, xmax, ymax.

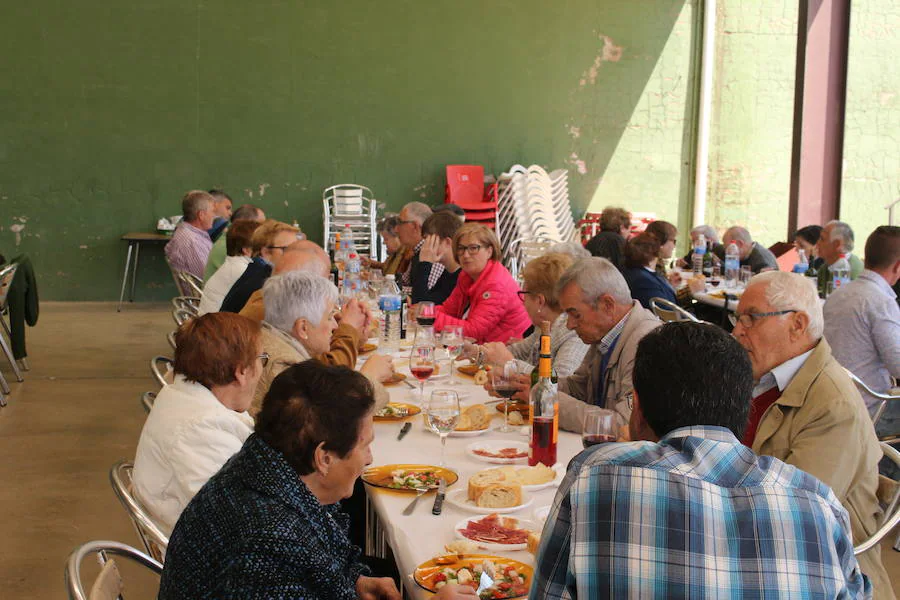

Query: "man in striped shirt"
<box><xmin>165</xmin><ymin>190</ymin><xmax>216</xmax><ymax>280</ymax></box>
<box><xmin>532</xmin><ymin>321</ymin><xmax>870</xmax><ymax>599</ymax></box>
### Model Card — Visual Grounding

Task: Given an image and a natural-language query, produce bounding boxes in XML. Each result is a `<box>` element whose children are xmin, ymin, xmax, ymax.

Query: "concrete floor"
<box><xmin>0</xmin><ymin>302</ymin><xmax>896</xmax><ymax>598</ymax></box>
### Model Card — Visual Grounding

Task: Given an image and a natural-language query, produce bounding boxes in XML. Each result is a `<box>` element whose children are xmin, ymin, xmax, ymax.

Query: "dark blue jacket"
<box><xmin>159</xmin><ymin>434</ymin><xmax>368</xmax><ymax>600</ymax></box>
<box><xmin>219</xmin><ymin>258</ymin><xmax>272</xmax><ymax>313</ymax></box>
<box><xmin>622</xmin><ymin>266</ymin><xmax>676</xmax><ymax>310</ymax></box>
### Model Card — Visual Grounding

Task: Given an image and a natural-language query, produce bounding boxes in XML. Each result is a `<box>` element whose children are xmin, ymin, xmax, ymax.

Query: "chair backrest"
<box><xmin>0</xmin><ymin>262</ymin><xmax>18</xmax><ymax>308</ymax></box>
<box><xmin>175</xmin><ymin>271</ymin><xmax>203</xmax><ymax>298</ymax></box>
<box><xmin>141</xmin><ymin>392</ymin><xmax>156</xmax><ymax>414</ymax></box>
<box><xmin>65</xmin><ymin>539</ymin><xmax>162</xmax><ymax>600</ymax></box>
<box><xmin>172</xmin><ymin>308</ymin><xmax>194</xmax><ymax>327</ymax></box>
<box><xmin>446</xmin><ymin>165</ymin><xmax>486</xmax><ymax>206</ymax></box>
<box><xmin>108</xmin><ymin>462</ymin><xmax>169</xmax><ymax>563</ymax></box>
<box><xmin>854</xmin><ymin>442</ymin><xmax>900</xmax><ymax>555</ymax></box>
<box><xmin>843</xmin><ymin>367</ymin><xmax>900</xmax><ymax>431</ymax></box>
<box><xmin>166</xmin><ymin>331</ymin><xmax>177</xmax><ymax>351</ymax></box>
<box><xmin>150</xmin><ymin>356</ymin><xmax>173</xmax><ymax>388</ymax></box>
<box><xmin>650</xmin><ymin>298</ymin><xmax>700</xmax><ymax>323</ymax></box>
<box><xmin>171</xmin><ymin>296</ymin><xmax>199</xmax><ymax>316</ymax></box>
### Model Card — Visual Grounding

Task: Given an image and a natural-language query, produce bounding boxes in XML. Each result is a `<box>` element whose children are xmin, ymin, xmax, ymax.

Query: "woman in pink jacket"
<box><xmin>434</xmin><ymin>223</ymin><xmax>531</xmax><ymax>344</ymax></box>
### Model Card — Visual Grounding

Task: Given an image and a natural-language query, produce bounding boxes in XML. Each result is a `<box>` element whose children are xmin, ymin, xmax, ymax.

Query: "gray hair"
<box><xmin>549</xmin><ymin>241</ymin><xmax>591</xmax><ymax>260</ymax></box>
<box><xmin>556</xmin><ymin>257</ymin><xmax>632</xmax><ymax>305</ymax></box>
<box><xmin>723</xmin><ymin>226</ymin><xmax>752</xmax><ymax>245</ymax></box>
<box><xmin>402</xmin><ymin>202</ymin><xmax>433</xmax><ymax>225</ymax></box>
<box><xmin>825</xmin><ymin>220</ymin><xmax>855</xmax><ymax>252</ymax></box>
<box><xmin>263</xmin><ymin>271</ymin><xmax>339</xmax><ymax>333</ymax></box>
<box><xmin>181</xmin><ymin>190</ymin><xmax>213</xmax><ymax>222</ymax></box>
<box><xmin>750</xmin><ymin>271</ymin><xmax>823</xmax><ymax>340</ymax></box>
<box><xmin>691</xmin><ymin>224</ymin><xmax>718</xmax><ymax>243</ymax></box>
<box><xmin>377</xmin><ymin>214</ymin><xmax>401</xmax><ymax>236</ymax></box>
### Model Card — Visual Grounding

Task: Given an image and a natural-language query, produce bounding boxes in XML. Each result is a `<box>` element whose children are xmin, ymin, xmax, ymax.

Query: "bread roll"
<box><xmin>467</xmin><ymin>469</ymin><xmax>506</xmax><ymax>501</ymax></box>
<box><xmin>457</xmin><ymin>404</ymin><xmax>490</xmax><ymax>431</ymax></box>
<box><xmin>514</xmin><ymin>463</ymin><xmax>555</xmax><ymax>486</ymax></box>
<box><xmin>475</xmin><ymin>483</ymin><xmax>522</xmax><ymax>508</ymax></box>
<box><xmin>526</xmin><ymin>531</ymin><xmax>541</xmax><ymax>555</ymax></box>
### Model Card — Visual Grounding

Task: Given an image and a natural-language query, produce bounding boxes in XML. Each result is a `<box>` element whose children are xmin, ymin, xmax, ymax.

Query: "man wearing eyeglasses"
<box><xmin>396</xmin><ymin>202</ymin><xmax>445</xmax><ymax>294</ymax></box>
<box><xmin>733</xmin><ymin>271</ymin><xmax>893</xmax><ymax>599</ymax></box>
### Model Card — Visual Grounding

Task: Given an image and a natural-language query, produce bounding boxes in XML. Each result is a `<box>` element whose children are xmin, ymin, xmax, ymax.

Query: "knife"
<box><xmin>397</xmin><ymin>422</ymin><xmax>412</xmax><ymax>441</ymax></box>
<box><xmin>431</xmin><ymin>478</ymin><xmax>446</xmax><ymax>515</ymax></box>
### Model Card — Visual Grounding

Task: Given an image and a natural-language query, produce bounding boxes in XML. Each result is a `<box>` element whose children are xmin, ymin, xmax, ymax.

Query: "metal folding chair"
<box><xmin>172</xmin><ymin>308</ymin><xmax>194</xmax><ymax>327</ymax></box>
<box><xmin>109</xmin><ymin>461</ymin><xmax>169</xmax><ymax>563</ymax></box>
<box><xmin>0</xmin><ymin>263</ymin><xmax>24</xmax><ymax>387</ymax></box>
<box><xmin>166</xmin><ymin>331</ymin><xmax>177</xmax><ymax>351</ymax></box>
<box><xmin>141</xmin><ymin>392</ymin><xmax>156</xmax><ymax>414</ymax></box>
<box><xmin>171</xmin><ymin>296</ymin><xmax>199</xmax><ymax>316</ymax></box>
<box><xmin>65</xmin><ymin>539</ymin><xmax>162</xmax><ymax>600</ymax></box>
<box><xmin>649</xmin><ymin>298</ymin><xmax>700</xmax><ymax>323</ymax></box>
<box><xmin>853</xmin><ymin>443</ymin><xmax>900</xmax><ymax>555</ymax></box>
<box><xmin>843</xmin><ymin>368</ymin><xmax>900</xmax><ymax>444</ymax></box>
<box><xmin>150</xmin><ymin>356</ymin><xmax>173</xmax><ymax>388</ymax></box>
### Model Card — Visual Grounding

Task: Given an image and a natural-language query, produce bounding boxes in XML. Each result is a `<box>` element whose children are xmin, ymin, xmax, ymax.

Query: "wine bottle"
<box><xmin>529</xmin><ymin>320</ymin><xmax>558</xmax><ymax>467</ymax></box>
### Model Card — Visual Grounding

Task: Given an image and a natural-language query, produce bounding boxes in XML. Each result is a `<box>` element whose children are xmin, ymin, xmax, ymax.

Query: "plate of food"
<box><xmin>383</xmin><ymin>372</ymin><xmax>408</xmax><ymax>386</ymax></box>
<box><xmin>469</xmin><ymin>464</ymin><xmax>562</xmax><ymax>493</ymax></box>
<box><xmin>457</xmin><ymin>364</ymin><xmax>480</xmax><ymax>377</ymax></box>
<box><xmin>446</xmin><ymin>481</ymin><xmax>532</xmax><ymax>514</ymax></box>
<box><xmin>454</xmin><ymin>514</ymin><xmax>539</xmax><ymax>552</ymax></box>
<box><xmin>373</xmin><ymin>402</ymin><xmax>421</xmax><ymax>421</ymax></box>
<box><xmin>466</xmin><ymin>440</ymin><xmax>529</xmax><ymax>464</ymax></box>
<box><xmin>361</xmin><ymin>464</ymin><xmax>458</xmax><ymax>491</ymax></box>
<box><xmin>414</xmin><ymin>555</ymin><xmax>532</xmax><ymax>598</ymax></box>
<box><xmin>360</xmin><ymin>342</ymin><xmax>378</xmax><ymax>354</ymax></box>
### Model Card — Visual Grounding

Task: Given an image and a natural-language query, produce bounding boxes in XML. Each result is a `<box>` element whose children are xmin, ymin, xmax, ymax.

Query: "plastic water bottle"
<box><xmin>343</xmin><ymin>224</ymin><xmax>357</xmax><ymax>255</ymax></box>
<box><xmin>724</xmin><ymin>241</ymin><xmax>740</xmax><ymax>288</ymax></box>
<box><xmin>792</xmin><ymin>249</ymin><xmax>809</xmax><ymax>275</ymax></box>
<box><xmin>343</xmin><ymin>253</ymin><xmax>362</xmax><ymax>297</ymax></box>
<box><xmin>692</xmin><ymin>234</ymin><xmax>706</xmax><ymax>275</ymax></box>
<box><xmin>829</xmin><ymin>254</ymin><xmax>851</xmax><ymax>294</ymax></box>
<box><xmin>378</xmin><ymin>275</ymin><xmax>402</xmax><ymax>351</ymax></box>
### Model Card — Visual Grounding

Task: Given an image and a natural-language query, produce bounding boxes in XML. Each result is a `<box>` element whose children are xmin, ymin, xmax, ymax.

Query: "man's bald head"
<box><xmin>274</xmin><ymin>241</ymin><xmax>330</xmax><ymax>278</ymax></box>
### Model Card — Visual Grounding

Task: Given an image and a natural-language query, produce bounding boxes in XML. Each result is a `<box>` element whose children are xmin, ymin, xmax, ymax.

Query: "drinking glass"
<box><xmin>709</xmin><ymin>265</ymin><xmax>721</xmax><ymax>289</ymax></box>
<box><xmin>582</xmin><ymin>407</ymin><xmax>620</xmax><ymax>449</ymax></box>
<box><xmin>409</xmin><ymin>344</ymin><xmax>435</xmax><ymax>403</ymax></box>
<box><xmin>427</xmin><ymin>390</ymin><xmax>461</xmax><ymax>467</ymax></box>
<box><xmin>441</xmin><ymin>326</ymin><xmax>465</xmax><ymax>385</ymax></box>
<box><xmin>492</xmin><ymin>361</ymin><xmax>523</xmax><ymax>433</ymax></box>
<box><xmin>416</xmin><ymin>302</ymin><xmax>436</xmax><ymax>327</ymax></box>
<box><xmin>739</xmin><ymin>266</ymin><xmax>752</xmax><ymax>287</ymax></box>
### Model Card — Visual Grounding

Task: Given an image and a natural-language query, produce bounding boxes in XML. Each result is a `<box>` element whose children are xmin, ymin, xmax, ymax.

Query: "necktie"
<box><xmin>742</xmin><ymin>386</ymin><xmax>782</xmax><ymax>447</ymax></box>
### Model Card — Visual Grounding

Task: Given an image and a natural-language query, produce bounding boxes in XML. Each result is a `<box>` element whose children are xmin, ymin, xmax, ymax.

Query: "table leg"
<box><xmin>130</xmin><ymin>241</ymin><xmax>141</xmax><ymax>302</ymax></box>
<box><xmin>117</xmin><ymin>243</ymin><xmax>134</xmax><ymax>312</ymax></box>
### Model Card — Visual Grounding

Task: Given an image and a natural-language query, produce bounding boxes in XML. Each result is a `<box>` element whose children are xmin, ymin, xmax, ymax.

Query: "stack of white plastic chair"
<box><xmin>322</xmin><ymin>185</ymin><xmax>379</xmax><ymax>259</ymax></box>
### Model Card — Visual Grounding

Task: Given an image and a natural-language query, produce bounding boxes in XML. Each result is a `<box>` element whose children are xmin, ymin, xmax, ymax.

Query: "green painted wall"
<box><xmin>840</xmin><ymin>0</ymin><xmax>900</xmax><ymax>241</ymax></box>
<box><xmin>0</xmin><ymin>1</ymin><xmax>685</xmax><ymax>301</ymax></box>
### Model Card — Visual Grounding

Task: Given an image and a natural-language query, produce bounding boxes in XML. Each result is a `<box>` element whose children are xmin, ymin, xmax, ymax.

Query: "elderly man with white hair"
<box><xmin>817</xmin><ymin>220</ymin><xmax>864</xmax><ymax>291</ymax></box>
<box><xmin>396</xmin><ymin>201</ymin><xmax>445</xmax><ymax>293</ymax></box>
<box><xmin>251</xmin><ymin>271</ymin><xmax>392</xmax><ymax>415</ymax></box>
<box><xmin>733</xmin><ymin>271</ymin><xmax>893</xmax><ymax>599</ymax></box>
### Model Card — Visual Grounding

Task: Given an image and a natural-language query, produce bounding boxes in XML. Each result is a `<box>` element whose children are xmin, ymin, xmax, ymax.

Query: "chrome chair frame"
<box><xmin>109</xmin><ymin>461</ymin><xmax>169</xmax><ymax>563</ymax></box>
<box><xmin>854</xmin><ymin>443</ymin><xmax>900</xmax><ymax>555</ymax></box>
<box><xmin>0</xmin><ymin>263</ymin><xmax>24</xmax><ymax>385</ymax></box>
<box><xmin>141</xmin><ymin>391</ymin><xmax>156</xmax><ymax>414</ymax></box>
<box><xmin>150</xmin><ymin>356</ymin><xmax>173</xmax><ymax>388</ymax></box>
<box><xmin>171</xmin><ymin>296</ymin><xmax>199</xmax><ymax>316</ymax></box>
<box><xmin>65</xmin><ymin>539</ymin><xmax>162</xmax><ymax>600</ymax></box>
<box><xmin>649</xmin><ymin>297</ymin><xmax>700</xmax><ymax>323</ymax></box>
<box><xmin>843</xmin><ymin>368</ymin><xmax>900</xmax><ymax>440</ymax></box>
<box><xmin>166</xmin><ymin>331</ymin><xmax>177</xmax><ymax>351</ymax></box>
<box><xmin>172</xmin><ymin>308</ymin><xmax>194</xmax><ymax>327</ymax></box>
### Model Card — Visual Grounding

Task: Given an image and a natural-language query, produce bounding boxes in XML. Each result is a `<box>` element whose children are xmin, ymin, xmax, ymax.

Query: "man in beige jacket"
<box><xmin>555</xmin><ymin>257</ymin><xmax>661</xmax><ymax>432</ymax></box>
<box><xmin>733</xmin><ymin>271</ymin><xmax>893</xmax><ymax>599</ymax></box>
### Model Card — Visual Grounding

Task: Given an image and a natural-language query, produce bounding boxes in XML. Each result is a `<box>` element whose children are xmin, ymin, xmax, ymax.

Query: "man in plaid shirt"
<box><xmin>395</xmin><ymin>202</ymin><xmax>445</xmax><ymax>294</ymax></box>
<box><xmin>532</xmin><ymin>321</ymin><xmax>870</xmax><ymax>599</ymax></box>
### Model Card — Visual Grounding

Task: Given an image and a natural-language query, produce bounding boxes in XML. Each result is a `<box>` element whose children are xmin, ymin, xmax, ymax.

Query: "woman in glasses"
<box><xmin>433</xmin><ymin>223</ymin><xmax>531</xmax><ymax>343</ymax></box>
<box><xmin>133</xmin><ymin>312</ymin><xmax>265</xmax><ymax>536</ymax></box>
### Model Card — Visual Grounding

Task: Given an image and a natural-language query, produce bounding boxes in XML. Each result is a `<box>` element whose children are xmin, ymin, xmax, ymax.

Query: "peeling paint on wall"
<box><xmin>568</xmin><ymin>125</ymin><xmax>581</xmax><ymax>138</ymax></box>
<box><xmin>258</xmin><ymin>183</ymin><xmax>270</xmax><ymax>196</ymax></box>
<box><xmin>569</xmin><ymin>153</ymin><xmax>588</xmax><ymax>175</ymax></box>
<box><xmin>9</xmin><ymin>223</ymin><xmax>25</xmax><ymax>246</ymax></box>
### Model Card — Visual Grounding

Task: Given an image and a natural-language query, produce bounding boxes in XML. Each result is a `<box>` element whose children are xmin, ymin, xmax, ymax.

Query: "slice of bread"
<box><xmin>475</xmin><ymin>483</ymin><xmax>522</xmax><ymax>508</ymax></box>
<box><xmin>526</xmin><ymin>531</ymin><xmax>541</xmax><ymax>555</ymax></box>
<box><xmin>467</xmin><ymin>469</ymin><xmax>506</xmax><ymax>501</ymax></box>
<box><xmin>456</xmin><ymin>404</ymin><xmax>490</xmax><ymax>431</ymax></box>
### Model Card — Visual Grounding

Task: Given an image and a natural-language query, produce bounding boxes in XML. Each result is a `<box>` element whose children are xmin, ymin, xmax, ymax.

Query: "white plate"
<box><xmin>533</xmin><ymin>505</ymin><xmax>551</xmax><ymax>525</ymax></box>
<box><xmin>466</xmin><ymin>440</ymin><xmax>529</xmax><ymax>464</ymax></box>
<box><xmin>445</xmin><ymin>488</ymin><xmax>534</xmax><ymax>514</ymax></box>
<box><xmin>453</xmin><ymin>515</ymin><xmax>539</xmax><ymax>551</ymax></box>
<box><xmin>424</xmin><ymin>422</ymin><xmax>490</xmax><ymax>437</ymax></box>
<box><xmin>520</xmin><ymin>464</ymin><xmax>564</xmax><ymax>492</ymax></box>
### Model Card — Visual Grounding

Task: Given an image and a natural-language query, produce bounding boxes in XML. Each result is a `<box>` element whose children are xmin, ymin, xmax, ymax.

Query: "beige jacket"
<box><xmin>557</xmin><ymin>301</ymin><xmax>661</xmax><ymax>432</ymax></box>
<box><xmin>252</xmin><ymin>324</ymin><xmax>389</xmax><ymax>416</ymax></box>
<box><xmin>752</xmin><ymin>339</ymin><xmax>893</xmax><ymax>599</ymax></box>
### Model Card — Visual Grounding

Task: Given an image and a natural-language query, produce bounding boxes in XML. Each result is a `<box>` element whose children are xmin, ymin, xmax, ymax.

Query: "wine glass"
<box><xmin>409</xmin><ymin>344</ymin><xmax>435</xmax><ymax>403</ymax></box>
<box><xmin>441</xmin><ymin>326</ymin><xmax>465</xmax><ymax>385</ymax></box>
<box><xmin>427</xmin><ymin>390</ymin><xmax>461</xmax><ymax>467</ymax></box>
<box><xmin>708</xmin><ymin>265</ymin><xmax>721</xmax><ymax>288</ymax></box>
<box><xmin>492</xmin><ymin>361</ymin><xmax>523</xmax><ymax>433</ymax></box>
<box><xmin>582</xmin><ymin>407</ymin><xmax>620</xmax><ymax>449</ymax></box>
<box><xmin>416</xmin><ymin>302</ymin><xmax>436</xmax><ymax>327</ymax></box>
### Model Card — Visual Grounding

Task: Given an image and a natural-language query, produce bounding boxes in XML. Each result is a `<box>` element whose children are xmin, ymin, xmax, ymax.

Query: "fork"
<box><xmin>402</xmin><ymin>487</ymin><xmax>428</xmax><ymax>515</ymax></box>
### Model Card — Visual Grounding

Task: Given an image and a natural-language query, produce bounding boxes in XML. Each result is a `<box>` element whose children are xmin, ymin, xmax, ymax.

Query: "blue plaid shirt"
<box><xmin>531</xmin><ymin>426</ymin><xmax>870</xmax><ymax>599</ymax></box>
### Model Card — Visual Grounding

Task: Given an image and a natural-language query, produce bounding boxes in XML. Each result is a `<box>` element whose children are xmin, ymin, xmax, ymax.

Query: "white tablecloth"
<box><xmin>364</xmin><ymin>355</ymin><xmax>583</xmax><ymax>599</ymax></box>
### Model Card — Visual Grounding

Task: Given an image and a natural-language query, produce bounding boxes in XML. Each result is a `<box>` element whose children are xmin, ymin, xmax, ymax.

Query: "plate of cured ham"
<box><xmin>466</xmin><ymin>440</ymin><xmax>529</xmax><ymax>464</ymax></box>
<box><xmin>454</xmin><ymin>514</ymin><xmax>539</xmax><ymax>552</ymax></box>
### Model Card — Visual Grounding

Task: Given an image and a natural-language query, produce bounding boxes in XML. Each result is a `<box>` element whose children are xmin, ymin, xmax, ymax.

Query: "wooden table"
<box><xmin>117</xmin><ymin>232</ymin><xmax>171</xmax><ymax>311</ymax></box>
<box><xmin>363</xmin><ymin>351</ymin><xmax>583</xmax><ymax>599</ymax></box>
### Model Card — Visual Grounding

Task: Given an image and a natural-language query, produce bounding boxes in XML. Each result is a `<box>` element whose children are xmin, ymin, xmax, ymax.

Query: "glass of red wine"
<box><xmin>409</xmin><ymin>343</ymin><xmax>435</xmax><ymax>403</ymax></box>
<box><xmin>416</xmin><ymin>301</ymin><xmax>436</xmax><ymax>327</ymax></box>
<box><xmin>582</xmin><ymin>407</ymin><xmax>620</xmax><ymax>449</ymax></box>
<box><xmin>492</xmin><ymin>361</ymin><xmax>523</xmax><ymax>433</ymax></box>
<box><xmin>709</xmin><ymin>265</ymin><xmax>722</xmax><ymax>288</ymax></box>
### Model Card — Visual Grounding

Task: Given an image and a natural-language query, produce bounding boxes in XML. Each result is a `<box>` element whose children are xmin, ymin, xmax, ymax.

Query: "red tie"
<box><xmin>742</xmin><ymin>386</ymin><xmax>782</xmax><ymax>447</ymax></box>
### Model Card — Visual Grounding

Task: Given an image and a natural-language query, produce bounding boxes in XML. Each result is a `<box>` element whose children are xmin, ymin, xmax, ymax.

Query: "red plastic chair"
<box><xmin>445</xmin><ymin>165</ymin><xmax>498</xmax><ymax>210</ymax></box>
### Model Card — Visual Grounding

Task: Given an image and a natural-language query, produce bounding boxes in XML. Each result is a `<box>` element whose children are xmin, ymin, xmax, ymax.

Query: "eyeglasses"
<box><xmin>258</xmin><ymin>352</ymin><xmax>270</xmax><ymax>367</ymax></box>
<box><xmin>732</xmin><ymin>310</ymin><xmax>797</xmax><ymax>329</ymax></box>
<box><xmin>516</xmin><ymin>290</ymin><xmax>534</xmax><ymax>302</ymax></box>
<box><xmin>457</xmin><ymin>244</ymin><xmax>485</xmax><ymax>255</ymax></box>
<box><xmin>396</xmin><ymin>219</ymin><xmax>417</xmax><ymax>225</ymax></box>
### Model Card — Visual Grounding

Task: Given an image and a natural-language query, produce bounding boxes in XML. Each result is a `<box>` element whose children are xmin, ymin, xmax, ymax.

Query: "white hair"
<box><xmin>825</xmin><ymin>220</ymin><xmax>855</xmax><ymax>252</ymax></box>
<box><xmin>263</xmin><ymin>271</ymin><xmax>338</xmax><ymax>333</ymax></box>
<box><xmin>691</xmin><ymin>224</ymin><xmax>718</xmax><ymax>243</ymax></box>
<box><xmin>549</xmin><ymin>241</ymin><xmax>591</xmax><ymax>260</ymax></box>
<box><xmin>750</xmin><ymin>271</ymin><xmax>823</xmax><ymax>340</ymax></box>
<box><xmin>402</xmin><ymin>202</ymin><xmax>433</xmax><ymax>225</ymax></box>
<box><xmin>556</xmin><ymin>257</ymin><xmax>632</xmax><ymax>305</ymax></box>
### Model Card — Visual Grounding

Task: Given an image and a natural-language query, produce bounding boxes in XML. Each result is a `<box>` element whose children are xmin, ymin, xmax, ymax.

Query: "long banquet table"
<box><xmin>362</xmin><ymin>352</ymin><xmax>583</xmax><ymax>599</ymax></box>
